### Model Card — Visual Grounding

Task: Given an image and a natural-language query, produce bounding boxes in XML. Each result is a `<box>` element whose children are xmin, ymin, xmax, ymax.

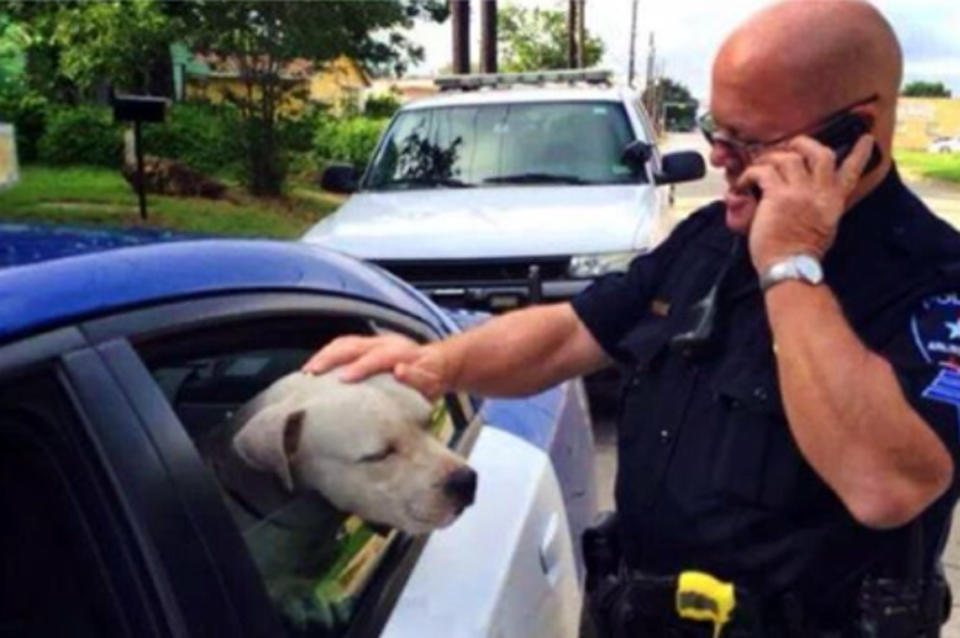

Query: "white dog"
<box><xmin>231</xmin><ymin>369</ymin><xmax>476</xmax><ymax>535</ymax></box>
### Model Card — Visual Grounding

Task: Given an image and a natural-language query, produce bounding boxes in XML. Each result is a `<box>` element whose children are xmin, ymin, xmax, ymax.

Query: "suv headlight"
<box><xmin>568</xmin><ymin>251</ymin><xmax>641</xmax><ymax>278</ymax></box>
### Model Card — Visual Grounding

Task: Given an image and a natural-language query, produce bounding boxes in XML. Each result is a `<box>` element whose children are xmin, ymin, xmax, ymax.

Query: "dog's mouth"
<box><xmin>403</xmin><ymin>503</ymin><xmax>462</xmax><ymax>532</ymax></box>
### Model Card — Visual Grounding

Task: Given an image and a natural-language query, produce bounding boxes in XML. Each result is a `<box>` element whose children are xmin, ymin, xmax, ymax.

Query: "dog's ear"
<box><xmin>233</xmin><ymin>404</ymin><xmax>306</xmax><ymax>492</ymax></box>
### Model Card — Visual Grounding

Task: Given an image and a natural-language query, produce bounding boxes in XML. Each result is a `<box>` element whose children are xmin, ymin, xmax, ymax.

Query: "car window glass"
<box><xmin>366</xmin><ymin>100</ymin><xmax>638</xmax><ymax>188</ymax></box>
<box><xmin>138</xmin><ymin>320</ymin><xmax>461</xmax><ymax>637</ymax></box>
<box><xmin>0</xmin><ymin>372</ymin><xmax>135</xmax><ymax>638</ymax></box>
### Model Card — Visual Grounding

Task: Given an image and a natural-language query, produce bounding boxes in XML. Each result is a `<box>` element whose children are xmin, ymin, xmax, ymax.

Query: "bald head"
<box><xmin>711</xmin><ymin>0</ymin><xmax>902</xmax><ymax>147</ymax></box>
<box><xmin>708</xmin><ymin>1</ymin><xmax>904</xmax><ymax>231</ymax></box>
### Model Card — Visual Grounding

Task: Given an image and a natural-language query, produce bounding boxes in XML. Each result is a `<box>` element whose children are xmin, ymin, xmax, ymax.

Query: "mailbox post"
<box><xmin>112</xmin><ymin>94</ymin><xmax>168</xmax><ymax>220</ymax></box>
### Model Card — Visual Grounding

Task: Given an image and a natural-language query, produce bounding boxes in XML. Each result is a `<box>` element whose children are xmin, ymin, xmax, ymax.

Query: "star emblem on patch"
<box><xmin>946</xmin><ymin>319</ymin><xmax>960</xmax><ymax>341</ymax></box>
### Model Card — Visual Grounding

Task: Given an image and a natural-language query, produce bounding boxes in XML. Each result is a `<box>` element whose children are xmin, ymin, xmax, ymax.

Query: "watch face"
<box><xmin>795</xmin><ymin>255</ymin><xmax>824</xmax><ymax>284</ymax></box>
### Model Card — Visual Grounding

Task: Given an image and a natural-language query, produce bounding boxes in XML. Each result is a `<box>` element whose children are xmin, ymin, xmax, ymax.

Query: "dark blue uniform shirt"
<box><xmin>572</xmin><ymin>167</ymin><xmax>960</xmax><ymax>623</ymax></box>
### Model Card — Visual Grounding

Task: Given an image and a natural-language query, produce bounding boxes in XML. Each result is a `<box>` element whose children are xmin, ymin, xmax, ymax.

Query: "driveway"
<box><xmin>593</xmin><ymin>132</ymin><xmax>960</xmax><ymax>634</ymax></box>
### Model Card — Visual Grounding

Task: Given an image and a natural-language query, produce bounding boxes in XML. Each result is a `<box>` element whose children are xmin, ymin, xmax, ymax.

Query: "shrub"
<box><xmin>141</xmin><ymin>102</ymin><xmax>243</xmax><ymax>178</ymax></box>
<box><xmin>38</xmin><ymin>105</ymin><xmax>123</xmax><ymax>168</ymax></box>
<box><xmin>364</xmin><ymin>93</ymin><xmax>401</xmax><ymax>119</ymax></box>
<box><xmin>0</xmin><ymin>82</ymin><xmax>49</xmax><ymax>163</ymax></box>
<box><xmin>314</xmin><ymin>117</ymin><xmax>388</xmax><ymax>170</ymax></box>
<box><xmin>278</xmin><ymin>103</ymin><xmax>330</xmax><ymax>154</ymax></box>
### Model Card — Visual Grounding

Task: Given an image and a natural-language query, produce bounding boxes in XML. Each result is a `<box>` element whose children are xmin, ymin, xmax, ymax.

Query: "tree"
<box><xmin>0</xmin><ymin>13</ymin><xmax>28</xmax><ymax>87</ymax></box>
<box><xmin>659</xmin><ymin>78</ymin><xmax>696</xmax><ymax>106</ymax></box>
<box><xmin>902</xmin><ymin>80</ymin><xmax>952</xmax><ymax>98</ymax></box>
<box><xmin>50</xmin><ymin>0</ymin><xmax>176</xmax><ymax>94</ymax></box>
<box><xmin>179</xmin><ymin>1</ymin><xmax>446</xmax><ymax>195</ymax></box>
<box><xmin>5</xmin><ymin>0</ymin><xmax>183</xmax><ymax>102</ymax></box>
<box><xmin>497</xmin><ymin>4</ymin><xmax>604</xmax><ymax>72</ymax></box>
<box><xmin>651</xmin><ymin>77</ymin><xmax>698</xmax><ymax>131</ymax></box>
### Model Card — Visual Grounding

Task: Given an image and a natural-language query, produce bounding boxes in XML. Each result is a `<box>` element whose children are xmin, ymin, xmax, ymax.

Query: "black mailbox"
<box><xmin>112</xmin><ymin>95</ymin><xmax>168</xmax><ymax>123</ymax></box>
<box><xmin>112</xmin><ymin>94</ymin><xmax>169</xmax><ymax>220</ymax></box>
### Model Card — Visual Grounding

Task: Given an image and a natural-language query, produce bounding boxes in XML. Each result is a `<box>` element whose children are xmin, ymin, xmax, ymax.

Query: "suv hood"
<box><xmin>302</xmin><ymin>184</ymin><xmax>666</xmax><ymax>260</ymax></box>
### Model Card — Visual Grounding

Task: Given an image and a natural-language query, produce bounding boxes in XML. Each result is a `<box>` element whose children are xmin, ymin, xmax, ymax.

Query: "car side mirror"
<box><xmin>655</xmin><ymin>151</ymin><xmax>706</xmax><ymax>185</ymax></box>
<box><xmin>620</xmin><ymin>140</ymin><xmax>654</xmax><ymax>169</ymax></box>
<box><xmin>321</xmin><ymin>164</ymin><xmax>359</xmax><ymax>194</ymax></box>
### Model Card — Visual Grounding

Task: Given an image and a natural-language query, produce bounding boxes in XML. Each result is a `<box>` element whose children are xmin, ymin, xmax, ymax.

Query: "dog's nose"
<box><xmin>443</xmin><ymin>466</ymin><xmax>477</xmax><ymax>507</ymax></box>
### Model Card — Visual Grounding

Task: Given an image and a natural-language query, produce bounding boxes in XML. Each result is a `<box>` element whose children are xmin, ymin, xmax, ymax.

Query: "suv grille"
<box><xmin>375</xmin><ymin>257</ymin><xmax>570</xmax><ymax>284</ymax></box>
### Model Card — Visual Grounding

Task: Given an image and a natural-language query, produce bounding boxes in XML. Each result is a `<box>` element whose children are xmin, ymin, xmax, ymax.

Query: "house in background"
<box><xmin>369</xmin><ymin>75</ymin><xmax>440</xmax><ymax>103</ymax></box>
<box><xmin>169</xmin><ymin>43</ymin><xmax>371</xmax><ymax>114</ymax></box>
<box><xmin>895</xmin><ymin>97</ymin><xmax>960</xmax><ymax>150</ymax></box>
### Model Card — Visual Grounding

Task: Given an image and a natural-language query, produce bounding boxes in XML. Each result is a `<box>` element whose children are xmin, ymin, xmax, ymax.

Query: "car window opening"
<box><xmin>138</xmin><ymin>318</ymin><xmax>460</xmax><ymax>636</ymax></box>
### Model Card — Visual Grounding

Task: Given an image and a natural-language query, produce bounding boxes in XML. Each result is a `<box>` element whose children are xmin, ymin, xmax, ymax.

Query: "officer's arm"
<box><xmin>433</xmin><ymin>302</ymin><xmax>613</xmax><ymax>397</ymax></box>
<box><xmin>764</xmin><ymin>281</ymin><xmax>952</xmax><ymax>529</ymax></box>
<box><xmin>304</xmin><ymin>302</ymin><xmax>612</xmax><ymax>399</ymax></box>
<box><xmin>741</xmin><ymin>138</ymin><xmax>954</xmax><ymax>530</ymax></box>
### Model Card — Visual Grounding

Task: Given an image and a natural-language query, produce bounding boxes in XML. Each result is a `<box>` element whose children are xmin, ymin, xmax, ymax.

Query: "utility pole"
<box><xmin>627</xmin><ymin>0</ymin><xmax>639</xmax><ymax>86</ymax></box>
<box><xmin>577</xmin><ymin>0</ymin><xmax>586</xmax><ymax>68</ymax></box>
<box><xmin>643</xmin><ymin>31</ymin><xmax>656</xmax><ymax>113</ymax></box>
<box><xmin>481</xmin><ymin>0</ymin><xmax>497</xmax><ymax>73</ymax></box>
<box><xmin>568</xmin><ymin>0</ymin><xmax>579</xmax><ymax>68</ymax></box>
<box><xmin>655</xmin><ymin>60</ymin><xmax>666</xmax><ymax>133</ymax></box>
<box><xmin>451</xmin><ymin>0</ymin><xmax>471</xmax><ymax>74</ymax></box>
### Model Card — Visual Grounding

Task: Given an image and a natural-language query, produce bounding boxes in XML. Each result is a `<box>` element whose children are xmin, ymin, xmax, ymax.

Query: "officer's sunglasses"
<box><xmin>698</xmin><ymin>93</ymin><xmax>879</xmax><ymax>162</ymax></box>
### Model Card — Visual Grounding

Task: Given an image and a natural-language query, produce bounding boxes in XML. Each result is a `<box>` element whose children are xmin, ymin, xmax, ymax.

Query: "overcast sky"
<box><xmin>410</xmin><ymin>0</ymin><xmax>960</xmax><ymax>101</ymax></box>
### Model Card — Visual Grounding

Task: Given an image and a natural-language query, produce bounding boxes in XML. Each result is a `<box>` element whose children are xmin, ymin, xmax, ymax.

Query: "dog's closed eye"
<box><xmin>359</xmin><ymin>444</ymin><xmax>396</xmax><ymax>463</ymax></box>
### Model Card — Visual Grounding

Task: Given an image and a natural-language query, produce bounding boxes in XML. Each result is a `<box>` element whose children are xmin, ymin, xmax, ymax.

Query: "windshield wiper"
<box><xmin>483</xmin><ymin>172</ymin><xmax>591</xmax><ymax>185</ymax></box>
<box><xmin>378</xmin><ymin>176</ymin><xmax>474</xmax><ymax>189</ymax></box>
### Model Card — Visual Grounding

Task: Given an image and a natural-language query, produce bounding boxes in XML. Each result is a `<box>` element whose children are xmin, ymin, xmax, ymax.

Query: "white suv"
<box><xmin>303</xmin><ymin>70</ymin><xmax>705</xmax><ymax>311</ymax></box>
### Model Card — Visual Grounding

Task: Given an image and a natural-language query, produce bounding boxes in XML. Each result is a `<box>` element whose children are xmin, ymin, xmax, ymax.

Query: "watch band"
<box><xmin>759</xmin><ymin>254</ymin><xmax>824</xmax><ymax>292</ymax></box>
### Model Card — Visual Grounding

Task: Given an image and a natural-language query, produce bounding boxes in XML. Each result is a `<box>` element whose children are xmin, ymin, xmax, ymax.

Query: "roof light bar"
<box><xmin>435</xmin><ymin>69</ymin><xmax>613</xmax><ymax>91</ymax></box>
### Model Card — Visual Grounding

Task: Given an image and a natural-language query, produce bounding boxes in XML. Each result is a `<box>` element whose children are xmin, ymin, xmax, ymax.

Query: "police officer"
<box><xmin>304</xmin><ymin>1</ymin><xmax>960</xmax><ymax>635</ymax></box>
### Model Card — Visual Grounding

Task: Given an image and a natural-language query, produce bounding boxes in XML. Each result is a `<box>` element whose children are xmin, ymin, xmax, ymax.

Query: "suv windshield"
<box><xmin>364</xmin><ymin>101</ymin><xmax>641</xmax><ymax>190</ymax></box>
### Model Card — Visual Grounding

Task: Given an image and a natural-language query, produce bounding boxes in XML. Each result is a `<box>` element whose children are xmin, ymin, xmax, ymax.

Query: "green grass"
<box><xmin>0</xmin><ymin>165</ymin><xmax>343</xmax><ymax>238</ymax></box>
<box><xmin>894</xmin><ymin>150</ymin><xmax>960</xmax><ymax>184</ymax></box>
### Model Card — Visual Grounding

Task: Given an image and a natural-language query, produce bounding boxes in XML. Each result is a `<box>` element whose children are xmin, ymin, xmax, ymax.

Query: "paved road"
<box><xmin>593</xmin><ymin>132</ymin><xmax>960</xmax><ymax>634</ymax></box>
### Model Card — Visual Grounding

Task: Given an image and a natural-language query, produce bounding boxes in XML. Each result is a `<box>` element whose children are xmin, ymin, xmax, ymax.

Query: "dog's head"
<box><xmin>232</xmin><ymin>371</ymin><xmax>476</xmax><ymax>535</ymax></box>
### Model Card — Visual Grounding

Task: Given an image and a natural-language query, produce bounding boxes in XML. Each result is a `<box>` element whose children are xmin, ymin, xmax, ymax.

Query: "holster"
<box><xmin>583</xmin><ymin>511</ymin><xmax>621</xmax><ymax>592</ymax></box>
<box><xmin>854</xmin><ymin>572</ymin><xmax>949</xmax><ymax>638</ymax></box>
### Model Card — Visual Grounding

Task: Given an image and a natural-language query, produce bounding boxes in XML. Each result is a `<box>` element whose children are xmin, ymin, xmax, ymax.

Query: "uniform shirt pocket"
<box><xmin>711</xmin><ymin>370</ymin><xmax>802</xmax><ymax>509</ymax></box>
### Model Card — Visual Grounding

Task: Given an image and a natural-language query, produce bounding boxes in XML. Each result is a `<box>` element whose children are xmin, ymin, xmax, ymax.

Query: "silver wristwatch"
<box><xmin>759</xmin><ymin>254</ymin><xmax>824</xmax><ymax>292</ymax></box>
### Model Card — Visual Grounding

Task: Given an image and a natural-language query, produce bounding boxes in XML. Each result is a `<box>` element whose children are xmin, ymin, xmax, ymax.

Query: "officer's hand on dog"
<box><xmin>737</xmin><ymin>134</ymin><xmax>875</xmax><ymax>273</ymax></box>
<box><xmin>302</xmin><ymin>334</ymin><xmax>450</xmax><ymax>400</ymax></box>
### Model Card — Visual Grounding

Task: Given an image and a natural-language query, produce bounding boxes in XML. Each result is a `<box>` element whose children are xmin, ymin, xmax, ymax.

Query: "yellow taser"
<box><xmin>675</xmin><ymin>570</ymin><xmax>737</xmax><ymax>638</ymax></box>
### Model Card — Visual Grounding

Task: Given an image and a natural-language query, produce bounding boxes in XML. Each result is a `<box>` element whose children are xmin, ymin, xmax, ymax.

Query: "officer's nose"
<box><xmin>709</xmin><ymin>141</ymin><xmax>745</xmax><ymax>174</ymax></box>
<box><xmin>443</xmin><ymin>466</ymin><xmax>477</xmax><ymax>508</ymax></box>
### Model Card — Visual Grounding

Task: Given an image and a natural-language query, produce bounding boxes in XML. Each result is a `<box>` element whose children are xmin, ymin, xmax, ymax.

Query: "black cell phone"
<box><xmin>748</xmin><ymin>113</ymin><xmax>882</xmax><ymax>199</ymax></box>
<box><xmin>814</xmin><ymin>112</ymin><xmax>883</xmax><ymax>173</ymax></box>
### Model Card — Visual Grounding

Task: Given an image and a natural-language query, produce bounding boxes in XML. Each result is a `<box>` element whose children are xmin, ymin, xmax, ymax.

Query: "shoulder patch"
<box><xmin>911</xmin><ymin>293</ymin><xmax>960</xmax><ymax>366</ymax></box>
<box><xmin>913</xmin><ymin>293</ymin><xmax>960</xmax><ymax>408</ymax></box>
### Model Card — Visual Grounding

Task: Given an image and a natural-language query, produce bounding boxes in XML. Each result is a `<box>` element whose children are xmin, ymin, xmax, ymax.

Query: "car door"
<box><xmin>80</xmin><ymin>291</ymin><xmax>484</xmax><ymax>637</ymax></box>
<box><xmin>0</xmin><ymin>327</ymin><xmax>261</xmax><ymax>638</ymax></box>
<box><xmin>80</xmin><ymin>289</ymin><xmax>587</xmax><ymax>638</ymax></box>
<box><xmin>381</xmin><ymin>418</ymin><xmax>583</xmax><ymax>638</ymax></box>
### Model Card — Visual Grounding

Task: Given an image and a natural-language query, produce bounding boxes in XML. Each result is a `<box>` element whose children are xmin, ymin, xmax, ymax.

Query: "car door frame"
<box><xmin>0</xmin><ymin>325</ymin><xmax>262</xmax><ymax>637</ymax></box>
<box><xmin>78</xmin><ymin>290</ymin><xmax>481</xmax><ymax>638</ymax></box>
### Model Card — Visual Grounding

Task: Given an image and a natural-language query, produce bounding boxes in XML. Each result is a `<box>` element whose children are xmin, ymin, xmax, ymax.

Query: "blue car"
<box><xmin>0</xmin><ymin>229</ymin><xmax>597</xmax><ymax>638</ymax></box>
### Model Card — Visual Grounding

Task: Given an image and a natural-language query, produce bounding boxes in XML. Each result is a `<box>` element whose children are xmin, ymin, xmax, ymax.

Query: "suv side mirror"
<box><xmin>620</xmin><ymin>140</ymin><xmax>653</xmax><ymax>169</ymax></box>
<box><xmin>321</xmin><ymin>164</ymin><xmax>359</xmax><ymax>194</ymax></box>
<box><xmin>655</xmin><ymin>151</ymin><xmax>706</xmax><ymax>185</ymax></box>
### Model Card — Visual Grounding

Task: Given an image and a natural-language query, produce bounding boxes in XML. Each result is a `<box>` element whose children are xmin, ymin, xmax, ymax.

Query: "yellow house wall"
<box><xmin>310</xmin><ymin>56</ymin><xmax>368</xmax><ymax>109</ymax></box>
<box><xmin>185</xmin><ymin>77</ymin><xmax>307</xmax><ymax>115</ymax></box>
<box><xmin>185</xmin><ymin>56</ymin><xmax>368</xmax><ymax>116</ymax></box>
<box><xmin>895</xmin><ymin>97</ymin><xmax>960</xmax><ymax>150</ymax></box>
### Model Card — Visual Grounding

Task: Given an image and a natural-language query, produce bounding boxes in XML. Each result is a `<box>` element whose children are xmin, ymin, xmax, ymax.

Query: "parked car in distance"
<box><xmin>303</xmin><ymin>69</ymin><xmax>705</xmax><ymax>312</ymax></box>
<box><xmin>0</xmin><ymin>231</ymin><xmax>596</xmax><ymax>638</ymax></box>
<box><xmin>928</xmin><ymin>136</ymin><xmax>960</xmax><ymax>153</ymax></box>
